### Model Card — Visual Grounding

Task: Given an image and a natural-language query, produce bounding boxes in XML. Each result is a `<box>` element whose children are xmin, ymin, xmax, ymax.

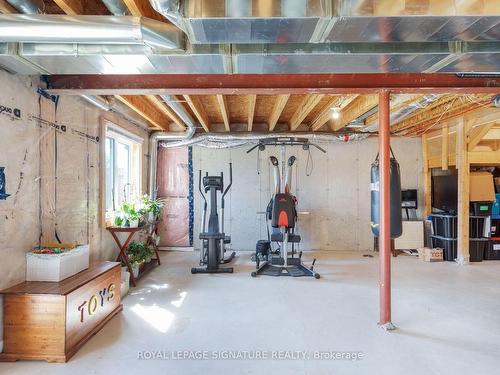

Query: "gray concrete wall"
<box><xmin>193</xmin><ymin>137</ymin><xmax>423</xmax><ymax>252</ymax></box>
<box><xmin>0</xmin><ymin>71</ymin><xmax>149</xmax><ymax>350</ymax></box>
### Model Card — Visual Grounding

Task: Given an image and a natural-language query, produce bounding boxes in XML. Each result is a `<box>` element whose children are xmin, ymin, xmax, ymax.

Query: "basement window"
<box><xmin>105</xmin><ymin>125</ymin><xmax>142</xmax><ymax>212</ymax></box>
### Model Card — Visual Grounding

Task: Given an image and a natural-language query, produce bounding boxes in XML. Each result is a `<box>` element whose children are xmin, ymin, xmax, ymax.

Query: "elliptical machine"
<box><xmin>191</xmin><ymin>163</ymin><xmax>236</xmax><ymax>274</ymax></box>
<box><xmin>251</xmin><ymin>147</ymin><xmax>320</xmax><ymax>278</ymax></box>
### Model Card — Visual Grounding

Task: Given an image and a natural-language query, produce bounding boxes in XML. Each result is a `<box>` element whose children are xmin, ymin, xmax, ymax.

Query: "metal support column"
<box><xmin>378</xmin><ymin>90</ymin><xmax>395</xmax><ymax>331</ymax></box>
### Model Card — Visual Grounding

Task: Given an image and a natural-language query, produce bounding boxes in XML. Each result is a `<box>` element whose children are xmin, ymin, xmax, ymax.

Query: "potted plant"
<box><xmin>118</xmin><ymin>201</ymin><xmax>143</xmax><ymax>228</ymax></box>
<box><xmin>129</xmin><ymin>255</ymin><xmax>140</xmax><ymax>278</ymax></box>
<box><xmin>140</xmin><ymin>195</ymin><xmax>165</xmax><ymax>223</ymax></box>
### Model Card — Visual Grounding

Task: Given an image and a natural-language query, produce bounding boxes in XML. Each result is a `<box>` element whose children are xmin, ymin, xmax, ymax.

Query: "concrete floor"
<box><xmin>3</xmin><ymin>250</ymin><xmax>500</xmax><ymax>375</ymax></box>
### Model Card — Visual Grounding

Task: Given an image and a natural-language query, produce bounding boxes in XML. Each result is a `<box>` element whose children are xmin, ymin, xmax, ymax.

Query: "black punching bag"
<box><xmin>370</xmin><ymin>150</ymin><xmax>402</xmax><ymax>238</ymax></box>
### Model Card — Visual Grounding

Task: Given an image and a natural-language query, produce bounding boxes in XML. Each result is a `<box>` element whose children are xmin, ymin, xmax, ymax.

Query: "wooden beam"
<box><xmin>183</xmin><ymin>95</ymin><xmax>210</xmax><ymax>132</ymax></box>
<box><xmin>115</xmin><ymin>95</ymin><xmax>168</xmax><ymax>130</ymax></box>
<box><xmin>468</xmin><ymin>151</ymin><xmax>500</xmax><ymax>165</ymax></box>
<box><xmin>422</xmin><ymin>134</ymin><xmax>432</xmax><ymax>217</ymax></box>
<box><xmin>310</xmin><ymin>96</ymin><xmax>339</xmax><ymax>131</ymax></box>
<box><xmin>121</xmin><ymin>0</ymin><xmax>165</xmax><ymax>21</ymax></box>
<box><xmin>441</xmin><ymin>123</ymin><xmax>448</xmax><ymax>170</ymax></box>
<box><xmin>216</xmin><ymin>95</ymin><xmax>230</xmax><ymax>132</ymax></box>
<box><xmin>146</xmin><ymin>95</ymin><xmax>185</xmax><ymax>129</ymax></box>
<box><xmin>468</xmin><ymin>122</ymin><xmax>497</xmax><ymax>151</ymax></box>
<box><xmin>268</xmin><ymin>94</ymin><xmax>290</xmax><ymax>131</ymax></box>
<box><xmin>0</xmin><ymin>0</ymin><xmax>16</xmax><ymax>13</ymax></box>
<box><xmin>331</xmin><ymin>95</ymin><xmax>378</xmax><ymax>131</ymax></box>
<box><xmin>247</xmin><ymin>94</ymin><xmax>256</xmax><ymax>132</ymax></box>
<box><xmin>53</xmin><ymin>0</ymin><xmax>84</xmax><ymax>15</ymax></box>
<box><xmin>289</xmin><ymin>94</ymin><xmax>324</xmax><ymax>131</ymax></box>
<box><xmin>456</xmin><ymin>117</ymin><xmax>471</xmax><ymax>264</ymax></box>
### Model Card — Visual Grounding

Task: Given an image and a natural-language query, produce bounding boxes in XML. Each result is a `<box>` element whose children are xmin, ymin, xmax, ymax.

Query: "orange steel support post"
<box><xmin>378</xmin><ymin>90</ymin><xmax>395</xmax><ymax>331</ymax></box>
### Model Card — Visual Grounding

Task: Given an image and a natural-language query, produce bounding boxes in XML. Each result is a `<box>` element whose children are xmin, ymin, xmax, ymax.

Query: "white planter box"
<box><xmin>26</xmin><ymin>244</ymin><xmax>90</xmax><ymax>282</ymax></box>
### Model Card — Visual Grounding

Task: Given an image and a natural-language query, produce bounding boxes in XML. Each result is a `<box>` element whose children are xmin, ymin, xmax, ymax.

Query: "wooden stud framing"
<box><xmin>289</xmin><ymin>94</ymin><xmax>324</xmax><ymax>131</ymax></box>
<box><xmin>456</xmin><ymin>117</ymin><xmax>471</xmax><ymax>264</ymax></box>
<box><xmin>216</xmin><ymin>94</ymin><xmax>230</xmax><ymax>132</ymax></box>
<box><xmin>422</xmin><ymin>134</ymin><xmax>432</xmax><ymax>218</ymax></box>
<box><xmin>268</xmin><ymin>94</ymin><xmax>290</xmax><ymax>131</ymax></box>
<box><xmin>247</xmin><ymin>94</ymin><xmax>256</xmax><ymax>132</ymax></box>
<box><xmin>441</xmin><ymin>123</ymin><xmax>449</xmax><ymax>170</ymax></box>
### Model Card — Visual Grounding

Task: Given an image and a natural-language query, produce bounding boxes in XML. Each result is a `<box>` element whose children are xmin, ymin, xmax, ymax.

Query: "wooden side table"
<box><xmin>106</xmin><ymin>226</ymin><xmax>160</xmax><ymax>287</ymax></box>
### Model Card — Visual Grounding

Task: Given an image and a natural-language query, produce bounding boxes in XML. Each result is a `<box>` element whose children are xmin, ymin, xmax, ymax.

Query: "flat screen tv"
<box><xmin>432</xmin><ymin>174</ymin><xmax>458</xmax><ymax>213</ymax></box>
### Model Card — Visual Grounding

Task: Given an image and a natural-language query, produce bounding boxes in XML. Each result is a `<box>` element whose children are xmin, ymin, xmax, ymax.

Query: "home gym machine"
<box><xmin>248</xmin><ymin>137</ymin><xmax>323</xmax><ymax>278</ymax></box>
<box><xmin>191</xmin><ymin>163</ymin><xmax>236</xmax><ymax>274</ymax></box>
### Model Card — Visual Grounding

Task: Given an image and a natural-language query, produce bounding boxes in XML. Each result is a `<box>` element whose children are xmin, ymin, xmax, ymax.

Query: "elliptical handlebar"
<box><xmin>198</xmin><ymin>169</ymin><xmax>207</xmax><ymax>206</ymax></box>
<box><xmin>222</xmin><ymin>162</ymin><xmax>233</xmax><ymax>199</ymax></box>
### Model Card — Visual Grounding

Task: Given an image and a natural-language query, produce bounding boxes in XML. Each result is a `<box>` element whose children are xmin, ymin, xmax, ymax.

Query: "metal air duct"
<box><xmin>149</xmin><ymin>96</ymin><xmax>197</xmax><ymax>197</ymax></box>
<box><xmin>0</xmin><ymin>15</ymin><xmax>184</xmax><ymax>50</ymax></box>
<box><xmin>101</xmin><ymin>0</ymin><xmax>130</xmax><ymax>16</ymax></box>
<box><xmin>6</xmin><ymin>0</ymin><xmax>44</xmax><ymax>14</ymax></box>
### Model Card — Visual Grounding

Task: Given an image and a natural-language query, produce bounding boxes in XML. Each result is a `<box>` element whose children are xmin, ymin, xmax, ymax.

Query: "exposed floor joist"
<box><xmin>183</xmin><ymin>95</ymin><xmax>210</xmax><ymax>132</ymax></box>
<box><xmin>331</xmin><ymin>95</ymin><xmax>378</xmax><ymax>131</ymax></box>
<box><xmin>247</xmin><ymin>94</ymin><xmax>256</xmax><ymax>132</ymax></box>
<box><xmin>289</xmin><ymin>94</ymin><xmax>324</xmax><ymax>131</ymax></box>
<box><xmin>115</xmin><ymin>95</ymin><xmax>169</xmax><ymax>130</ymax></box>
<box><xmin>121</xmin><ymin>0</ymin><xmax>165</xmax><ymax>21</ymax></box>
<box><xmin>146</xmin><ymin>95</ymin><xmax>186</xmax><ymax>130</ymax></box>
<box><xmin>310</xmin><ymin>96</ymin><xmax>340</xmax><ymax>131</ymax></box>
<box><xmin>268</xmin><ymin>94</ymin><xmax>290</xmax><ymax>131</ymax></box>
<box><xmin>216</xmin><ymin>95</ymin><xmax>230</xmax><ymax>132</ymax></box>
<box><xmin>0</xmin><ymin>0</ymin><xmax>15</xmax><ymax>13</ymax></box>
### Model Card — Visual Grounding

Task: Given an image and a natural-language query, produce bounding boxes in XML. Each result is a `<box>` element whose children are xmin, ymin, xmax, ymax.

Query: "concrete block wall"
<box><xmin>192</xmin><ymin>137</ymin><xmax>423</xmax><ymax>252</ymax></box>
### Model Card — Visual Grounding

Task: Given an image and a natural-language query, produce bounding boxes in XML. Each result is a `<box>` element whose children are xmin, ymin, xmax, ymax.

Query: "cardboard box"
<box><xmin>470</xmin><ymin>172</ymin><xmax>495</xmax><ymax>202</ymax></box>
<box><xmin>417</xmin><ymin>247</ymin><xmax>443</xmax><ymax>262</ymax></box>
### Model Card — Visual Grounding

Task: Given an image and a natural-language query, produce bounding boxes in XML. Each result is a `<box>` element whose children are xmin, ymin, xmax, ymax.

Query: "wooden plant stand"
<box><xmin>107</xmin><ymin>225</ymin><xmax>161</xmax><ymax>287</ymax></box>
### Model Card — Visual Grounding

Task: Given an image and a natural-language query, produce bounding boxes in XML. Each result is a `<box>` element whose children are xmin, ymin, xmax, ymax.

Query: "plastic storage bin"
<box><xmin>430</xmin><ymin>214</ymin><xmax>457</xmax><ymax>238</ymax></box>
<box><xmin>485</xmin><ymin>240</ymin><xmax>500</xmax><ymax>260</ymax></box>
<box><xmin>470</xmin><ymin>216</ymin><xmax>487</xmax><ymax>239</ymax></box>
<box><xmin>470</xmin><ymin>201</ymin><xmax>493</xmax><ymax>216</ymax></box>
<box><xmin>26</xmin><ymin>244</ymin><xmax>89</xmax><ymax>281</ymax></box>
<box><xmin>431</xmin><ymin>236</ymin><xmax>488</xmax><ymax>262</ymax></box>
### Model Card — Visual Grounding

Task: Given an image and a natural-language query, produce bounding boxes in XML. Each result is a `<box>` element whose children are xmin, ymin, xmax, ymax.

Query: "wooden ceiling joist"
<box><xmin>268</xmin><ymin>94</ymin><xmax>290</xmax><ymax>131</ymax></box>
<box><xmin>121</xmin><ymin>0</ymin><xmax>165</xmax><ymax>21</ymax></box>
<box><xmin>310</xmin><ymin>96</ymin><xmax>340</xmax><ymax>131</ymax></box>
<box><xmin>331</xmin><ymin>95</ymin><xmax>378</xmax><ymax>131</ymax></box>
<box><xmin>289</xmin><ymin>94</ymin><xmax>324</xmax><ymax>131</ymax></box>
<box><xmin>53</xmin><ymin>0</ymin><xmax>83</xmax><ymax>15</ymax></box>
<box><xmin>0</xmin><ymin>0</ymin><xmax>16</xmax><ymax>13</ymax></box>
<box><xmin>247</xmin><ymin>95</ymin><xmax>256</xmax><ymax>132</ymax></box>
<box><xmin>146</xmin><ymin>95</ymin><xmax>186</xmax><ymax>129</ymax></box>
<box><xmin>183</xmin><ymin>95</ymin><xmax>210</xmax><ymax>132</ymax></box>
<box><xmin>216</xmin><ymin>95</ymin><xmax>230</xmax><ymax>132</ymax></box>
<box><xmin>115</xmin><ymin>95</ymin><xmax>169</xmax><ymax>130</ymax></box>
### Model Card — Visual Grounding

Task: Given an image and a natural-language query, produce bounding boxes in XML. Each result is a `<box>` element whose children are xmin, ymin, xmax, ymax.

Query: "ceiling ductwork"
<box><xmin>6</xmin><ymin>0</ymin><xmax>44</xmax><ymax>14</ymax></box>
<box><xmin>101</xmin><ymin>0</ymin><xmax>130</xmax><ymax>16</ymax></box>
<box><xmin>0</xmin><ymin>15</ymin><xmax>184</xmax><ymax>50</ymax></box>
<box><xmin>159</xmin><ymin>132</ymin><xmax>370</xmax><ymax>149</ymax></box>
<box><xmin>149</xmin><ymin>0</ymin><xmax>500</xmax><ymax>44</ymax></box>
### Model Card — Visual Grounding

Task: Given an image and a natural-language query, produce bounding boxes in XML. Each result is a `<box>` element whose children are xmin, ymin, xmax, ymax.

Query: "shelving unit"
<box><xmin>107</xmin><ymin>225</ymin><xmax>161</xmax><ymax>287</ymax></box>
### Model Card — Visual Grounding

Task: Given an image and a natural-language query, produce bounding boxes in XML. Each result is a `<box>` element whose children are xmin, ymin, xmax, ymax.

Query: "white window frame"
<box><xmin>105</xmin><ymin>123</ymin><xmax>142</xmax><ymax>213</ymax></box>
